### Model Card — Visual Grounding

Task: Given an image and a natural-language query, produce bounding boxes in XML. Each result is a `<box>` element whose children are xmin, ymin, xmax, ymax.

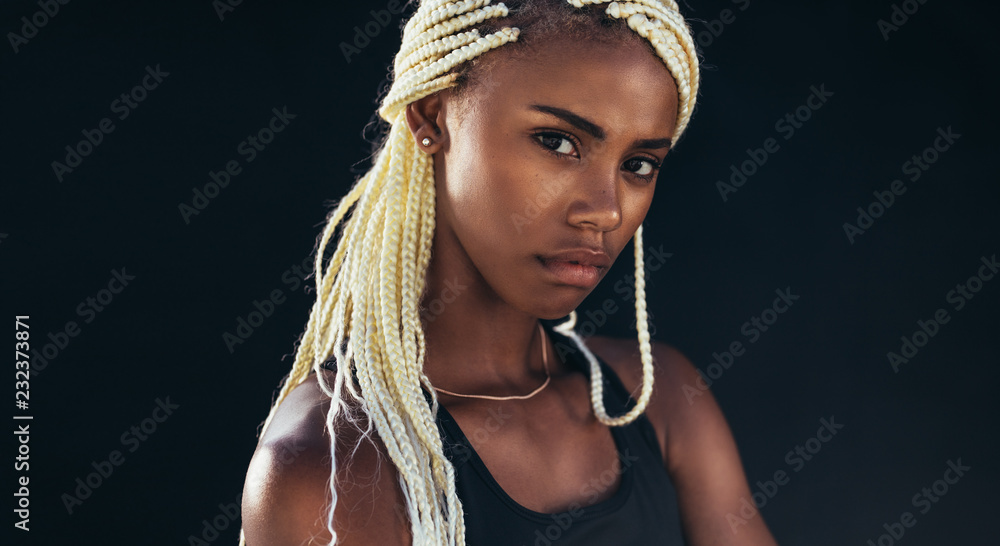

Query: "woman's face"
<box><xmin>425</xmin><ymin>34</ymin><xmax>679</xmax><ymax>319</ymax></box>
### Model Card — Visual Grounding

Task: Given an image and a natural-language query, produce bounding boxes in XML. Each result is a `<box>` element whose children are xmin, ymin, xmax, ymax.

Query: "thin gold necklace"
<box><xmin>433</xmin><ymin>323</ymin><xmax>551</xmax><ymax>401</ymax></box>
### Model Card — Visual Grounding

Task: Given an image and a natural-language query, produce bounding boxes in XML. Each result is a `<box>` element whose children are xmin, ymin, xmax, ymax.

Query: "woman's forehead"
<box><xmin>455</xmin><ymin>37</ymin><xmax>679</xmax><ymax>135</ymax></box>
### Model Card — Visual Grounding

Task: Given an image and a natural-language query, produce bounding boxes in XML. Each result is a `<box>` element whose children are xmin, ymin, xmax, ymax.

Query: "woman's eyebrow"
<box><xmin>530</xmin><ymin>104</ymin><xmax>605</xmax><ymax>139</ymax></box>
<box><xmin>528</xmin><ymin>104</ymin><xmax>672</xmax><ymax>150</ymax></box>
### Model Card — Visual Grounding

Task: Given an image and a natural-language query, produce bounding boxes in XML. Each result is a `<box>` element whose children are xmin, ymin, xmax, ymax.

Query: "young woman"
<box><xmin>240</xmin><ymin>0</ymin><xmax>778</xmax><ymax>544</ymax></box>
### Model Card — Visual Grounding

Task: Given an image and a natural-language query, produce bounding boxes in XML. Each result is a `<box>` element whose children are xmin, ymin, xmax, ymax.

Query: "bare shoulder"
<box><xmin>584</xmin><ymin>334</ymin><xmax>694</xmax><ymax>398</ymax></box>
<box><xmin>241</xmin><ymin>369</ymin><xmax>411</xmax><ymax>546</ymax></box>
<box><xmin>586</xmin><ymin>335</ymin><xmax>778</xmax><ymax>545</ymax></box>
<box><xmin>584</xmin><ymin>335</ymin><xmax>703</xmax><ymax>470</ymax></box>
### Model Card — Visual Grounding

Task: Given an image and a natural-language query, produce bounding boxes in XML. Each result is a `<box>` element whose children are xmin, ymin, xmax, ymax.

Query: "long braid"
<box><xmin>553</xmin><ymin>223</ymin><xmax>655</xmax><ymax>425</ymax></box>
<box><xmin>240</xmin><ymin>1</ymin><xmax>699</xmax><ymax>545</ymax></box>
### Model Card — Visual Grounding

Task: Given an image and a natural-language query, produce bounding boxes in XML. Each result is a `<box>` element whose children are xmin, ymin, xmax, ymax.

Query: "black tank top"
<box><xmin>426</xmin><ymin>321</ymin><xmax>688</xmax><ymax>546</ymax></box>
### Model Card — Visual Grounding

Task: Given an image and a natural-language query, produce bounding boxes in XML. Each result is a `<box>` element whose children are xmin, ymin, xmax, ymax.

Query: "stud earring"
<box><xmin>421</xmin><ymin>137</ymin><xmax>432</xmax><ymax>147</ymax></box>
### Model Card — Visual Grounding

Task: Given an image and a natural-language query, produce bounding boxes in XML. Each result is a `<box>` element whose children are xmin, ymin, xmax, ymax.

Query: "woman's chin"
<box><xmin>523</xmin><ymin>291</ymin><xmax>594</xmax><ymax>321</ymax></box>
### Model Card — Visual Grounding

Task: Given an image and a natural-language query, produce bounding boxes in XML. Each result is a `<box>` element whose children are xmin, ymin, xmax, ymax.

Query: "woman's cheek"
<box><xmin>624</xmin><ymin>185</ymin><xmax>655</xmax><ymax>223</ymax></box>
<box><xmin>483</xmin><ymin>167</ymin><xmax>532</xmax><ymax>232</ymax></box>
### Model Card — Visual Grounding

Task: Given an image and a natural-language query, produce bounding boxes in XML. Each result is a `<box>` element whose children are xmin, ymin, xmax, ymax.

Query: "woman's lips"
<box><xmin>538</xmin><ymin>257</ymin><xmax>603</xmax><ymax>288</ymax></box>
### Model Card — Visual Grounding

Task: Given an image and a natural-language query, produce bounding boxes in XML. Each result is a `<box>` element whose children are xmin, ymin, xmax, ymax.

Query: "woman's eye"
<box><xmin>535</xmin><ymin>133</ymin><xmax>660</xmax><ymax>179</ymax></box>
<box><xmin>536</xmin><ymin>133</ymin><xmax>577</xmax><ymax>157</ymax></box>
<box><xmin>624</xmin><ymin>157</ymin><xmax>659</xmax><ymax>177</ymax></box>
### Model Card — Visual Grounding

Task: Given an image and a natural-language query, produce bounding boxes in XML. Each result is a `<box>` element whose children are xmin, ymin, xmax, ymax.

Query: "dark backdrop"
<box><xmin>3</xmin><ymin>0</ymin><xmax>997</xmax><ymax>544</ymax></box>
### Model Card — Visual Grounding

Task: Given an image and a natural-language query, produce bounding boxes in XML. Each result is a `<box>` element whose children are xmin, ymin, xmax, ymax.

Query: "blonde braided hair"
<box><xmin>239</xmin><ymin>1</ymin><xmax>699</xmax><ymax>544</ymax></box>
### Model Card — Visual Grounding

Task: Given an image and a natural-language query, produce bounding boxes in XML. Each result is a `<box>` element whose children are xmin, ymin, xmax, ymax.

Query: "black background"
<box><xmin>3</xmin><ymin>0</ymin><xmax>997</xmax><ymax>544</ymax></box>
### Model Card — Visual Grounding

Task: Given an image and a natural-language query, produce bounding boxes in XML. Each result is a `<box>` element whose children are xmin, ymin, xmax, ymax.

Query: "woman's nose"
<box><xmin>565</xmin><ymin>166</ymin><xmax>623</xmax><ymax>232</ymax></box>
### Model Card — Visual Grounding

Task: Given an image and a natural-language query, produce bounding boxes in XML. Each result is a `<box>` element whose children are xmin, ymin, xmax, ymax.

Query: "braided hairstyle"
<box><xmin>239</xmin><ymin>1</ymin><xmax>699</xmax><ymax>544</ymax></box>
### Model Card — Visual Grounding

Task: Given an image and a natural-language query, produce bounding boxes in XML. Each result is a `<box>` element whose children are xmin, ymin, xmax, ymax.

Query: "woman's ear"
<box><xmin>405</xmin><ymin>93</ymin><xmax>447</xmax><ymax>154</ymax></box>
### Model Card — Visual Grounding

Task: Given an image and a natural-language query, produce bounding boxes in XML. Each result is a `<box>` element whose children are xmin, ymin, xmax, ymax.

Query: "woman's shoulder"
<box><xmin>241</xmin><ymin>369</ymin><xmax>411</xmax><ymax>545</ymax></box>
<box><xmin>586</xmin><ymin>335</ymin><xmax>779</xmax><ymax>544</ymax></box>
<box><xmin>585</xmin><ymin>335</ymin><xmax>698</xmax><ymax>395</ymax></box>
<box><xmin>584</xmin><ymin>335</ymin><xmax>701</xmax><ymax>413</ymax></box>
<box><xmin>584</xmin><ymin>335</ymin><xmax>714</xmax><ymax>468</ymax></box>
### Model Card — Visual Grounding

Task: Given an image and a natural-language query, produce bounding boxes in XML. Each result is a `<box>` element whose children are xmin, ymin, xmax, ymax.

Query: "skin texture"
<box><xmin>241</xmin><ymin>35</ymin><xmax>778</xmax><ymax>546</ymax></box>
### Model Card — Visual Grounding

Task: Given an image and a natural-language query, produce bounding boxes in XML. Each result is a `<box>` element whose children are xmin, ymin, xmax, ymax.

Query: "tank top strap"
<box><xmin>541</xmin><ymin>319</ymin><xmax>666</xmax><ymax>464</ymax></box>
<box><xmin>424</xmin><ymin>321</ymin><xmax>686</xmax><ymax>545</ymax></box>
<box><xmin>413</xmin><ymin>320</ymin><xmax>666</xmax><ymax>464</ymax></box>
